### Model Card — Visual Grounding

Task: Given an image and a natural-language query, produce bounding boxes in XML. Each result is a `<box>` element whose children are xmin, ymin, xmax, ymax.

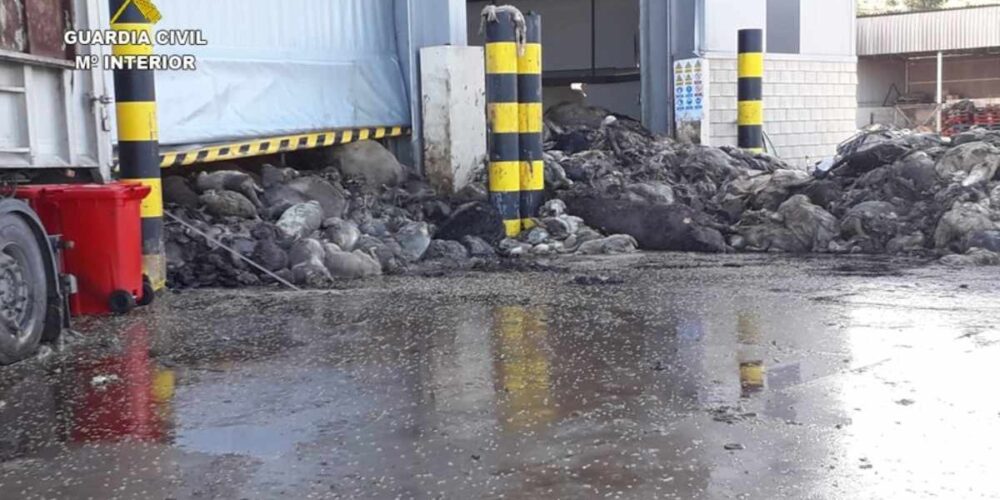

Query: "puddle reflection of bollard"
<box><xmin>737</xmin><ymin>311</ymin><xmax>765</xmax><ymax>397</ymax></box>
<box><xmin>493</xmin><ymin>306</ymin><xmax>554</xmax><ymax>431</ymax></box>
<box><xmin>69</xmin><ymin>321</ymin><xmax>174</xmax><ymax>443</ymax></box>
<box><xmin>740</xmin><ymin>361</ymin><xmax>766</xmax><ymax>396</ymax></box>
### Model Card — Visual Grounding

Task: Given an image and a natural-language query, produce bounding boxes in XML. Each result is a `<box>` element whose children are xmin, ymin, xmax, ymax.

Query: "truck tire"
<box><xmin>0</xmin><ymin>213</ymin><xmax>49</xmax><ymax>365</ymax></box>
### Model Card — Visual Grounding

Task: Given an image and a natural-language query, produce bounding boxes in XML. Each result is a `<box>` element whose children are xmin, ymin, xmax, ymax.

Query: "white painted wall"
<box><xmin>701</xmin><ymin>0</ymin><xmax>767</xmax><ymax>54</ymax></box>
<box><xmin>701</xmin><ymin>0</ymin><xmax>855</xmax><ymax>57</ymax></box>
<box><xmin>798</xmin><ymin>0</ymin><xmax>855</xmax><ymax>56</ymax></box>
<box><xmin>709</xmin><ymin>54</ymin><xmax>858</xmax><ymax>167</ymax></box>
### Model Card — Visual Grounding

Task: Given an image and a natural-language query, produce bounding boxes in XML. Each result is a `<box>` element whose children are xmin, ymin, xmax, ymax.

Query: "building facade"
<box><xmin>468</xmin><ymin>0</ymin><xmax>858</xmax><ymax>168</ymax></box>
<box><xmin>856</xmin><ymin>6</ymin><xmax>1000</xmax><ymax>133</ymax></box>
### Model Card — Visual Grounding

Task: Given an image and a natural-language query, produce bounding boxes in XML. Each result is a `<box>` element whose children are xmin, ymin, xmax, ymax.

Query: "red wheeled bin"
<box><xmin>15</xmin><ymin>183</ymin><xmax>152</xmax><ymax>316</ymax></box>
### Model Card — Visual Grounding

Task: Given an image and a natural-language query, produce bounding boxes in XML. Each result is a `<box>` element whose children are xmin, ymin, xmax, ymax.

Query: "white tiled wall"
<box><xmin>708</xmin><ymin>56</ymin><xmax>858</xmax><ymax>168</ymax></box>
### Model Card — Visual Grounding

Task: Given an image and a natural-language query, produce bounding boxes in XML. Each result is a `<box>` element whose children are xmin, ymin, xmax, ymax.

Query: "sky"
<box><xmin>858</xmin><ymin>0</ymin><xmax>1000</xmax><ymax>14</ymax></box>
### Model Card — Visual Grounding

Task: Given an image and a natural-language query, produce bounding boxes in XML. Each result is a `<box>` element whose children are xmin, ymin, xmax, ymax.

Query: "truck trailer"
<box><xmin>0</xmin><ymin>0</ymin><xmax>113</xmax><ymax>363</ymax></box>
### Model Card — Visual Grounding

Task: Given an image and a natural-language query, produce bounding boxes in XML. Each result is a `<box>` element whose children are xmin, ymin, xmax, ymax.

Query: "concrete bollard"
<box><xmin>484</xmin><ymin>9</ymin><xmax>523</xmax><ymax>237</ymax></box>
<box><xmin>109</xmin><ymin>0</ymin><xmax>165</xmax><ymax>291</ymax></box>
<box><xmin>737</xmin><ymin>29</ymin><xmax>764</xmax><ymax>154</ymax></box>
<box><xmin>518</xmin><ymin>13</ymin><xmax>544</xmax><ymax>230</ymax></box>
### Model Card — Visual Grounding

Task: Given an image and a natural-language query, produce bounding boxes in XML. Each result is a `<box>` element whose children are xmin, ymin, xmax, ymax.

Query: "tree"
<box><xmin>904</xmin><ymin>0</ymin><xmax>948</xmax><ymax>8</ymax></box>
<box><xmin>886</xmin><ymin>0</ymin><xmax>949</xmax><ymax>9</ymax></box>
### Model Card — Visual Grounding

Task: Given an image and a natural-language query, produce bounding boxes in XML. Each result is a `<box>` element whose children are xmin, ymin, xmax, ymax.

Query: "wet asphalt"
<box><xmin>0</xmin><ymin>253</ymin><xmax>998</xmax><ymax>499</ymax></box>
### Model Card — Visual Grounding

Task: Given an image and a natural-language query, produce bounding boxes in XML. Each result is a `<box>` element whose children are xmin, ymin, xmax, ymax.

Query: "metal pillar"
<box><xmin>936</xmin><ymin>51</ymin><xmax>943</xmax><ymax>133</ymax></box>
<box><xmin>737</xmin><ymin>29</ymin><xmax>764</xmax><ymax>153</ymax></box>
<box><xmin>640</xmin><ymin>0</ymin><xmax>674</xmax><ymax>135</ymax></box>
<box><xmin>484</xmin><ymin>10</ymin><xmax>522</xmax><ymax>237</ymax></box>
<box><xmin>109</xmin><ymin>0</ymin><xmax>165</xmax><ymax>290</ymax></box>
<box><xmin>518</xmin><ymin>13</ymin><xmax>543</xmax><ymax>229</ymax></box>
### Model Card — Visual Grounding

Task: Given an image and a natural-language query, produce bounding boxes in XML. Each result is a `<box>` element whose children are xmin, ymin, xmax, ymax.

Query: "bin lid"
<box><xmin>12</xmin><ymin>185</ymin><xmax>47</xmax><ymax>200</ymax></box>
<box><xmin>37</xmin><ymin>183</ymin><xmax>151</xmax><ymax>201</ymax></box>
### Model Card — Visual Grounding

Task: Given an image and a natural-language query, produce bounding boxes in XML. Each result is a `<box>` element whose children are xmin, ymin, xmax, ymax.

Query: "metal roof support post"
<box><xmin>936</xmin><ymin>51</ymin><xmax>943</xmax><ymax>133</ymax></box>
<box><xmin>400</xmin><ymin>0</ymin><xmax>469</xmax><ymax>174</ymax></box>
<box><xmin>639</xmin><ymin>0</ymin><xmax>673</xmax><ymax>135</ymax></box>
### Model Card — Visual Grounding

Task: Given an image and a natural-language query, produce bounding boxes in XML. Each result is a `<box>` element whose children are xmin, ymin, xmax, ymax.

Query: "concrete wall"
<box><xmin>857</xmin><ymin>57</ymin><xmax>907</xmax><ymax>107</ymax></box>
<box><xmin>699</xmin><ymin>0</ymin><xmax>857</xmax><ymax>167</ymax></box>
<box><xmin>420</xmin><ymin>46</ymin><xmax>486</xmax><ymax>195</ymax></box>
<box><xmin>709</xmin><ymin>55</ymin><xmax>858</xmax><ymax>167</ymax></box>
<box><xmin>856</xmin><ymin>56</ymin><xmax>907</xmax><ymax>128</ymax></box>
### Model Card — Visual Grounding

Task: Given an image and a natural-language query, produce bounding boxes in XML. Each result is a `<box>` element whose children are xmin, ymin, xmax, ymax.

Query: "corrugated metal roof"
<box><xmin>857</xmin><ymin>5</ymin><xmax>1000</xmax><ymax>56</ymax></box>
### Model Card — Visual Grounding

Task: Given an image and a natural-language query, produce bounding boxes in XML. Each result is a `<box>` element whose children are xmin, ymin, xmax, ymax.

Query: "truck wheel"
<box><xmin>0</xmin><ymin>214</ymin><xmax>49</xmax><ymax>365</ymax></box>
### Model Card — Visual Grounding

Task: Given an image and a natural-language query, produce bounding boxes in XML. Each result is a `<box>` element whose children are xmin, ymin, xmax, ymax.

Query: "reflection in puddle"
<box><xmin>737</xmin><ymin>311</ymin><xmax>765</xmax><ymax>397</ymax></box>
<box><xmin>3</xmin><ymin>270</ymin><xmax>999</xmax><ymax>498</ymax></box>
<box><xmin>0</xmin><ymin>321</ymin><xmax>176</xmax><ymax>461</ymax></box>
<box><xmin>493</xmin><ymin>307</ymin><xmax>554</xmax><ymax>431</ymax></box>
<box><xmin>739</xmin><ymin>361</ymin><xmax>765</xmax><ymax>396</ymax></box>
<box><xmin>69</xmin><ymin>322</ymin><xmax>175</xmax><ymax>444</ymax></box>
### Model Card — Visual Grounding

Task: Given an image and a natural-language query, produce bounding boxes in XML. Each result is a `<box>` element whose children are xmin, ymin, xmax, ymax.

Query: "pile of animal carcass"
<box><xmin>163</xmin><ymin>103</ymin><xmax>1000</xmax><ymax>288</ymax></box>
<box><xmin>162</xmin><ymin>137</ymin><xmax>636</xmax><ymax>289</ymax></box>
<box><xmin>543</xmin><ymin>103</ymin><xmax>1000</xmax><ymax>267</ymax></box>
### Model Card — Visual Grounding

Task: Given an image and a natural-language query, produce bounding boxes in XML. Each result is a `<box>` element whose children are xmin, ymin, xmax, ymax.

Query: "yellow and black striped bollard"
<box><xmin>737</xmin><ymin>29</ymin><xmax>764</xmax><ymax>154</ymax></box>
<box><xmin>110</xmin><ymin>0</ymin><xmax>165</xmax><ymax>291</ymax></box>
<box><xmin>485</xmin><ymin>10</ymin><xmax>522</xmax><ymax>237</ymax></box>
<box><xmin>517</xmin><ymin>13</ymin><xmax>543</xmax><ymax>230</ymax></box>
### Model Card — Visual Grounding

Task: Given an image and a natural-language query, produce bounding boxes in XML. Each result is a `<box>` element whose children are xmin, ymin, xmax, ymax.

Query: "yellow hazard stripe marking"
<box><xmin>517</xmin><ymin>44</ymin><xmax>542</xmax><ymax>74</ymax></box>
<box><xmin>142</xmin><ymin>254</ymin><xmax>166</xmax><ymax>291</ymax></box>
<box><xmin>490</xmin><ymin>103</ymin><xmax>520</xmax><ymax>134</ymax></box>
<box><xmin>122</xmin><ymin>177</ymin><xmax>163</xmax><ymax>218</ymax></box>
<box><xmin>111</xmin><ymin>0</ymin><xmax>161</xmax><ymax>25</ymax></box>
<box><xmin>110</xmin><ymin>0</ymin><xmax>133</xmax><ymax>24</ymax></box>
<box><xmin>486</xmin><ymin>42</ymin><xmax>519</xmax><ymax>74</ymax></box>
<box><xmin>738</xmin><ymin>52</ymin><xmax>764</xmax><ymax>78</ymax></box>
<box><xmin>116</xmin><ymin>102</ymin><xmax>158</xmax><ymax>141</ymax></box>
<box><xmin>518</xmin><ymin>103</ymin><xmax>543</xmax><ymax>134</ymax></box>
<box><xmin>520</xmin><ymin>160</ymin><xmax>544</xmax><ymax>191</ymax></box>
<box><xmin>489</xmin><ymin>161</ymin><xmax>521</xmax><ymax>193</ymax></box>
<box><xmin>740</xmin><ymin>362</ymin><xmax>765</xmax><ymax>387</ymax></box>
<box><xmin>503</xmin><ymin>220</ymin><xmax>522</xmax><ymax>237</ymax></box>
<box><xmin>738</xmin><ymin>101</ymin><xmax>763</xmax><ymax>126</ymax></box>
<box><xmin>745</xmin><ymin>147</ymin><xmax>764</xmax><ymax>154</ymax></box>
<box><xmin>157</xmin><ymin>127</ymin><xmax>410</xmax><ymax>168</ymax></box>
<box><xmin>110</xmin><ymin>23</ymin><xmax>153</xmax><ymax>56</ymax></box>
<box><xmin>133</xmin><ymin>0</ymin><xmax>162</xmax><ymax>24</ymax></box>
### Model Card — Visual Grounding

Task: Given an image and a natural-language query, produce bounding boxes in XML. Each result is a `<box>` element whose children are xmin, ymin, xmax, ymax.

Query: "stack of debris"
<box><xmin>164</xmin><ymin>103</ymin><xmax>1000</xmax><ymax>289</ymax></box>
<box><xmin>542</xmin><ymin>105</ymin><xmax>1000</xmax><ymax>266</ymax></box>
<box><xmin>163</xmin><ymin>139</ymin><xmax>635</xmax><ymax>288</ymax></box>
<box><xmin>943</xmin><ymin>100</ymin><xmax>1000</xmax><ymax>137</ymax></box>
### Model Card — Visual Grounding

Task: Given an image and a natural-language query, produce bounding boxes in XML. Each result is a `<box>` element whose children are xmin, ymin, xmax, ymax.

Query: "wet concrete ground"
<box><xmin>1</xmin><ymin>253</ymin><xmax>999</xmax><ymax>499</ymax></box>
